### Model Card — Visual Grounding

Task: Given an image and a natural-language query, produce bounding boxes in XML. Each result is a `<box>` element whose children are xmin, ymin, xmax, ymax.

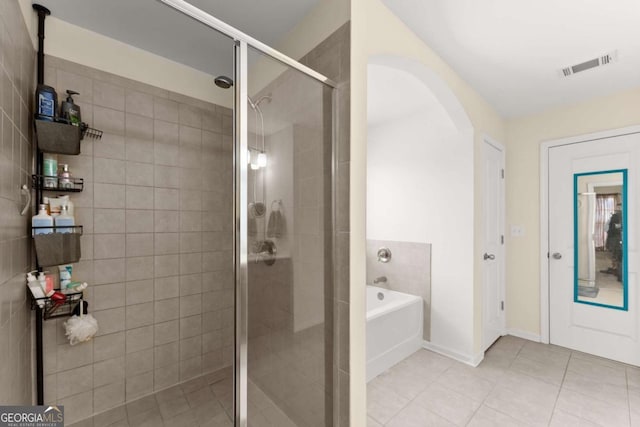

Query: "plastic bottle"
<box><xmin>60</xmin><ymin>90</ymin><xmax>81</xmax><ymax>126</ymax></box>
<box><xmin>59</xmin><ymin>164</ymin><xmax>73</xmax><ymax>189</ymax></box>
<box><xmin>37</xmin><ymin>272</ymin><xmax>55</xmax><ymax>296</ymax></box>
<box><xmin>42</xmin><ymin>197</ymin><xmax>51</xmax><ymax>215</ymax></box>
<box><xmin>49</xmin><ymin>195</ymin><xmax>73</xmax><ymax>217</ymax></box>
<box><xmin>43</xmin><ymin>153</ymin><xmax>58</xmax><ymax>189</ymax></box>
<box><xmin>35</xmin><ymin>84</ymin><xmax>58</xmax><ymax>121</ymax></box>
<box><xmin>54</xmin><ymin>204</ymin><xmax>75</xmax><ymax>233</ymax></box>
<box><xmin>32</xmin><ymin>204</ymin><xmax>53</xmax><ymax>235</ymax></box>
<box><xmin>26</xmin><ymin>272</ymin><xmax>46</xmax><ymax>307</ymax></box>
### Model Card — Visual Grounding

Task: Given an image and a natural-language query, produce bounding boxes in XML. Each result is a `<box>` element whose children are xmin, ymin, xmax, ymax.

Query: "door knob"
<box><xmin>483</xmin><ymin>253</ymin><xmax>495</xmax><ymax>260</ymax></box>
<box><xmin>552</xmin><ymin>252</ymin><xmax>562</xmax><ymax>260</ymax></box>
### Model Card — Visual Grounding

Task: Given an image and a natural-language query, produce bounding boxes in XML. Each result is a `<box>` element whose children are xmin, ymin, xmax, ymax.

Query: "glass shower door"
<box><xmin>235</xmin><ymin>44</ymin><xmax>335</xmax><ymax>426</ymax></box>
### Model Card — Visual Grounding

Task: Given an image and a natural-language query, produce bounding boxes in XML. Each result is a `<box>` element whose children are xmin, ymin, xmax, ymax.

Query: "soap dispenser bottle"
<box><xmin>60</xmin><ymin>90</ymin><xmax>81</xmax><ymax>126</ymax></box>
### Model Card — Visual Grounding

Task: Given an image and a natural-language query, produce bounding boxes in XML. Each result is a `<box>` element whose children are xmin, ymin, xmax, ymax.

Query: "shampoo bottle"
<box><xmin>32</xmin><ymin>204</ymin><xmax>53</xmax><ymax>235</ymax></box>
<box><xmin>54</xmin><ymin>204</ymin><xmax>75</xmax><ymax>233</ymax></box>
<box><xmin>35</xmin><ymin>84</ymin><xmax>58</xmax><ymax>121</ymax></box>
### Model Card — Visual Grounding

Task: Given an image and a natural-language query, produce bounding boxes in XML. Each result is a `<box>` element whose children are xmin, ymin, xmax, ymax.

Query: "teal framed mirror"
<box><xmin>574</xmin><ymin>169</ymin><xmax>628</xmax><ymax>310</ymax></box>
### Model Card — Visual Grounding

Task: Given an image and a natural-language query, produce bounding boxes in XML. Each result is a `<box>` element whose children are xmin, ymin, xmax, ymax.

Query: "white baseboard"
<box><xmin>506</xmin><ymin>329</ymin><xmax>541</xmax><ymax>343</ymax></box>
<box><xmin>422</xmin><ymin>341</ymin><xmax>484</xmax><ymax>367</ymax></box>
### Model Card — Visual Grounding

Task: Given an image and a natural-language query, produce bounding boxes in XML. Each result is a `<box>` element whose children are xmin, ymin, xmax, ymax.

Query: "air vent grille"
<box><xmin>559</xmin><ymin>51</ymin><xmax>618</xmax><ymax>78</ymax></box>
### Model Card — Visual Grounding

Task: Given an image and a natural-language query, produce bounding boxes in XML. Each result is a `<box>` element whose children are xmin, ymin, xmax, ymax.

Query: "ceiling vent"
<box><xmin>559</xmin><ymin>51</ymin><xmax>618</xmax><ymax>78</ymax></box>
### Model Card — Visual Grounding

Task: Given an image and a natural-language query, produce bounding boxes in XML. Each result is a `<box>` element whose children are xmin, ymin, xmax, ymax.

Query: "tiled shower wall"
<box><xmin>41</xmin><ymin>56</ymin><xmax>234</xmax><ymax>423</ymax></box>
<box><xmin>0</xmin><ymin>0</ymin><xmax>36</xmax><ymax>406</ymax></box>
<box><xmin>366</xmin><ymin>239</ymin><xmax>432</xmax><ymax>341</ymax></box>
<box><xmin>299</xmin><ymin>22</ymin><xmax>351</xmax><ymax>426</ymax></box>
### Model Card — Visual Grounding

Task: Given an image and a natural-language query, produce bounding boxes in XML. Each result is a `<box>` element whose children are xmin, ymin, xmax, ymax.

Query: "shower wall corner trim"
<box><xmin>157</xmin><ymin>0</ymin><xmax>337</xmax><ymax>88</ymax></box>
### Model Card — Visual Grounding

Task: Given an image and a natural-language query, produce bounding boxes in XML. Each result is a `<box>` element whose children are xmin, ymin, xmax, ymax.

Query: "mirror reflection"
<box><xmin>575</xmin><ymin>170</ymin><xmax>627</xmax><ymax>310</ymax></box>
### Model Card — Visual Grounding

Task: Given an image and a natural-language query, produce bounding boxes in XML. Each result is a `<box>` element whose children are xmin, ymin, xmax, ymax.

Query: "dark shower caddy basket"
<box><xmin>30</xmin><ymin>290</ymin><xmax>84</xmax><ymax>320</ymax></box>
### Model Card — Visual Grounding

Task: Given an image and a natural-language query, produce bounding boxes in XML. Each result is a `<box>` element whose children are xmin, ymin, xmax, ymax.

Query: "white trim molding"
<box><xmin>423</xmin><ymin>341</ymin><xmax>484</xmax><ymax>367</ymax></box>
<box><xmin>507</xmin><ymin>329</ymin><xmax>541</xmax><ymax>343</ymax></box>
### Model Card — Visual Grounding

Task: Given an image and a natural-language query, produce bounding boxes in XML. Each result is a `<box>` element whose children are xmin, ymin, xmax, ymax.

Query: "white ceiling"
<box><xmin>381</xmin><ymin>0</ymin><xmax>640</xmax><ymax>118</ymax></box>
<box><xmin>36</xmin><ymin>0</ymin><xmax>319</xmax><ymax>77</ymax></box>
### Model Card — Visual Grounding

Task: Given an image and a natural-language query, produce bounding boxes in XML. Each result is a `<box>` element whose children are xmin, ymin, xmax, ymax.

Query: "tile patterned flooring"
<box><xmin>367</xmin><ymin>336</ymin><xmax>640</xmax><ymax>426</ymax></box>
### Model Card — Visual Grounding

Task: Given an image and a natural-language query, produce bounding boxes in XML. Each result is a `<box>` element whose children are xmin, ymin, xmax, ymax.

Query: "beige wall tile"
<box><xmin>154</xmin><ymin>165</ymin><xmax>180</xmax><ymax>189</ymax></box>
<box><xmin>126</xmin><ymin>91</ymin><xmax>153</xmax><ymax>118</ymax></box>
<box><xmin>180</xmin><ymin>294</ymin><xmax>202</xmax><ymax>318</ymax></box>
<box><xmin>154</xmin><ymin>320</ymin><xmax>179</xmax><ymax>346</ymax></box>
<box><xmin>126</xmin><ymin>279</ymin><xmax>154</xmax><ymax>305</ymax></box>
<box><xmin>93</xmin><ymin>283</ymin><xmax>126</xmax><ymax>311</ymax></box>
<box><xmin>126</xmin><ymin>325</ymin><xmax>154</xmax><ymax>354</ymax></box>
<box><xmin>126</xmin><ymin>256</ymin><xmax>154</xmax><ymax>281</ymax></box>
<box><xmin>93</xmin><ymin>332</ymin><xmax>125</xmax><ymax>362</ymax></box>
<box><xmin>154</xmin><ymin>254</ymin><xmax>179</xmax><ymax>278</ymax></box>
<box><xmin>154</xmin><ymin>364</ymin><xmax>179</xmax><ymax>391</ymax></box>
<box><xmin>125</xmin><ymin>138</ymin><xmax>154</xmax><ymax>164</ymax></box>
<box><xmin>154</xmin><ymin>277</ymin><xmax>179</xmax><ymax>301</ymax></box>
<box><xmin>126</xmin><ymin>233</ymin><xmax>154</xmax><ymax>257</ymax></box>
<box><xmin>154</xmin><ymin>120</ymin><xmax>179</xmax><ymax>145</ymax></box>
<box><xmin>57</xmin><ymin>365</ymin><xmax>93</xmax><ymax>399</ymax></box>
<box><xmin>155</xmin><ymin>232</ymin><xmax>180</xmax><ymax>255</ymax></box>
<box><xmin>94</xmin><ymin>183</ymin><xmax>126</xmax><ymax>209</ymax></box>
<box><xmin>125</xmin><ymin>161</ymin><xmax>154</xmax><ymax>186</ymax></box>
<box><xmin>94</xmin><ymin>234</ymin><xmax>126</xmax><ymax>260</ymax></box>
<box><xmin>93</xmin><ymin>381</ymin><xmax>125</xmax><ymax>413</ymax></box>
<box><xmin>125</xmin><ymin>114</ymin><xmax>153</xmax><ymax>140</ymax></box>
<box><xmin>154</xmin><ymin>297</ymin><xmax>179</xmax><ymax>323</ymax></box>
<box><xmin>94</xmin><ymin>80</ymin><xmax>125</xmax><ymax>110</ymax></box>
<box><xmin>126</xmin><ymin>210</ymin><xmax>154</xmax><ymax>233</ymax></box>
<box><xmin>125</xmin><ymin>348</ymin><xmax>154</xmax><ymax>377</ymax></box>
<box><xmin>93</xmin><ymin>258</ymin><xmax>126</xmax><ymax>285</ymax></box>
<box><xmin>125</xmin><ymin>371</ymin><xmax>153</xmax><ymax>401</ymax></box>
<box><xmin>94</xmin><ymin>209</ymin><xmax>126</xmax><ymax>234</ymax></box>
<box><xmin>94</xmin><ymin>106</ymin><xmax>125</xmax><ymax>136</ymax></box>
<box><xmin>94</xmin><ymin>157</ymin><xmax>126</xmax><ymax>184</ymax></box>
<box><xmin>154</xmin><ymin>98</ymin><xmax>178</xmax><ymax>123</ymax></box>
<box><xmin>93</xmin><ymin>307</ymin><xmax>126</xmax><ymax>336</ymax></box>
<box><xmin>93</xmin><ymin>356</ymin><xmax>125</xmax><ymax>388</ymax></box>
<box><xmin>126</xmin><ymin>185</ymin><xmax>154</xmax><ymax>209</ymax></box>
<box><xmin>126</xmin><ymin>302</ymin><xmax>154</xmax><ymax>329</ymax></box>
<box><xmin>154</xmin><ymin>342</ymin><xmax>179</xmax><ymax>369</ymax></box>
<box><xmin>179</xmin><ymin>314</ymin><xmax>202</xmax><ymax>339</ymax></box>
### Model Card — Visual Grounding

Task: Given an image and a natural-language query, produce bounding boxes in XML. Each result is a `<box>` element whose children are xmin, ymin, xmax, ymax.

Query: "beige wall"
<box><xmin>505</xmin><ymin>87</ymin><xmax>640</xmax><ymax>336</ymax></box>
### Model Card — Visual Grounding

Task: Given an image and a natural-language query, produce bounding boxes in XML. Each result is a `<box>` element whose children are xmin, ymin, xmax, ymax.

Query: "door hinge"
<box><xmin>501</xmin><ymin>235</ymin><xmax>504</xmax><ymax>244</ymax></box>
<box><xmin>547</xmin><ymin>252</ymin><xmax>550</xmax><ymax>259</ymax></box>
<box><xmin>501</xmin><ymin>169</ymin><xmax>504</xmax><ymax>179</ymax></box>
<box><xmin>501</xmin><ymin>301</ymin><xmax>504</xmax><ymax>311</ymax></box>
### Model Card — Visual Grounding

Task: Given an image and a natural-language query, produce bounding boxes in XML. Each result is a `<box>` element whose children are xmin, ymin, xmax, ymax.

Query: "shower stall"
<box><xmin>160</xmin><ymin>1</ymin><xmax>337</xmax><ymax>426</ymax></box>
<box><xmin>33</xmin><ymin>0</ymin><xmax>348</xmax><ymax>427</ymax></box>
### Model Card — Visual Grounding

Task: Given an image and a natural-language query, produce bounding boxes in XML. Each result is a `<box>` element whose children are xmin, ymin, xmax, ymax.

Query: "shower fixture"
<box><xmin>214</xmin><ymin>75</ymin><xmax>233</xmax><ymax>89</ymax></box>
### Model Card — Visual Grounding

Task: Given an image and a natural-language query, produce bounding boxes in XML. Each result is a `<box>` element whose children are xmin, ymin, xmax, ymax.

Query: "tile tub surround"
<box><xmin>0</xmin><ymin>0</ymin><xmax>36</xmax><ymax>406</ymax></box>
<box><xmin>40</xmin><ymin>56</ymin><xmax>234</xmax><ymax>424</ymax></box>
<box><xmin>366</xmin><ymin>240</ymin><xmax>432</xmax><ymax>342</ymax></box>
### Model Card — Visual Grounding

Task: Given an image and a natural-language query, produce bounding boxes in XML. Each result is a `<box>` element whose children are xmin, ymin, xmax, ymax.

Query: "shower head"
<box><xmin>214</xmin><ymin>76</ymin><xmax>233</xmax><ymax>89</ymax></box>
<box><xmin>247</xmin><ymin>94</ymin><xmax>272</xmax><ymax>111</ymax></box>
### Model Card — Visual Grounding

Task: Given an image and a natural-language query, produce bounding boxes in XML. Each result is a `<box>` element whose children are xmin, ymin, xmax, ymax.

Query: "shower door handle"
<box><xmin>483</xmin><ymin>253</ymin><xmax>495</xmax><ymax>261</ymax></box>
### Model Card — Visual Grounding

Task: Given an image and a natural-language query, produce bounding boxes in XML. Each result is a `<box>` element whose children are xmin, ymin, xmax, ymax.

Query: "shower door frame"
<box><xmin>156</xmin><ymin>1</ymin><xmax>337</xmax><ymax>426</ymax></box>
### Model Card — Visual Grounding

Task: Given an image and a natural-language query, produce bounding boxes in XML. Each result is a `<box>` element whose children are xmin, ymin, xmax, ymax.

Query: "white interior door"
<box><xmin>549</xmin><ymin>131</ymin><xmax>640</xmax><ymax>366</ymax></box>
<box><xmin>483</xmin><ymin>139</ymin><xmax>505</xmax><ymax>351</ymax></box>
